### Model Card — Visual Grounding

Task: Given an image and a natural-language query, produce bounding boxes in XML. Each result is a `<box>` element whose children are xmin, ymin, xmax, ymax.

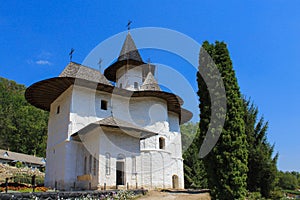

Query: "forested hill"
<box><xmin>0</xmin><ymin>77</ymin><xmax>48</xmax><ymax>157</ymax></box>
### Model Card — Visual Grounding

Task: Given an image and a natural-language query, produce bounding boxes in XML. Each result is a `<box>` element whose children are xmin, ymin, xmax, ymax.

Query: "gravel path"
<box><xmin>137</xmin><ymin>190</ymin><xmax>211</xmax><ymax>200</ymax></box>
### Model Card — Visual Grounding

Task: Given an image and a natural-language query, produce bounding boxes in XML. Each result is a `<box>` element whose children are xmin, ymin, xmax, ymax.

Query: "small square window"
<box><xmin>56</xmin><ymin>106</ymin><xmax>60</xmax><ymax>114</ymax></box>
<box><xmin>101</xmin><ymin>100</ymin><xmax>108</xmax><ymax>110</ymax></box>
<box><xmin>159</xmin><ymin>137</ymin><xmax>165</xmax><ymax>150</ymax></box>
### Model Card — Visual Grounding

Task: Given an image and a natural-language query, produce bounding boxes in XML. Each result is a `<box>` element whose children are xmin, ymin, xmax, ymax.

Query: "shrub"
<box><xmin>247</xmin><ymin>192</ymin><xmax>262</xmax><ymax>200</ymax></box>
<box><xmin>113</xmin><ymin>190</ymin><xmax>135</xmax><ymax>200</ymax></box>
<box><xmin>15</xmin><ymin>161</ymin><xmax>24</xmax><ymax>168</ymax></box>
<box><xmin>269</xmin><ymin>189</ymin><xmax>284</xmax><ymax>200</ymax></box>
<box><xmin>14</xmin><ymin>173</ymin><xmax>44</xmax><ymax>185</ymax></box>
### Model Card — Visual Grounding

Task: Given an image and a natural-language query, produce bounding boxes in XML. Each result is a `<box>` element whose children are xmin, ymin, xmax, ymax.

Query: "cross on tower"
<box><xmin>97</xmin><ymin>58</ymin><xmax>103</xmax><ymax>72</ymax></box>
<box><xmin>127</xmin><ymin>20</ymin><xmax>132</xmax><ymax>31</ymax></box>
<box><xmin>69</xmin><ymin>48</ymin><xmax>75</xmax><ymax>61</ymax></box>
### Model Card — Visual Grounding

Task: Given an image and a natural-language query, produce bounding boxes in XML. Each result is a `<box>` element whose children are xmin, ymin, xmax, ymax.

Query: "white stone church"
<box><xmin>25</xmin><ymin>32</ymin><xmax>192</xmax><ymax>190</ymax></box>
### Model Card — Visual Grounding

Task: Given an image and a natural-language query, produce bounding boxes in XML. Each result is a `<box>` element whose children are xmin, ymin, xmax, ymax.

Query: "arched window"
<box><xmin>105</xmin><ymin>153</ymin><xmax>110</xmax><ymax>175</ymax></box>
<box><xmin>89</xmin><ymin>155</ymin><xmax>92</xmax><ymax>174</ymax></box>
<box><xmin>93</xmin><ymin>156</ymin><xmax>97</xmax><ymax>176</ymax></box>
<box><xmin>84</xmin><ymin>156</ymin><xmax>87</xmax><ymax>174</ymax></box>
<box><xmin>119</xmin><ymin>83</ymin><xmax>123</xmax><ymax>88</ymax></box>
<box><xmin>132</xmin><ymin>156</ymin><xmax>136</xmax><ymax>175</ymax></box>
<box><xmin>56</xmin><ymin>106</ymin><xmax>60</xmax><ymax>114</ymax></box>
<box><xmin>159</xmin><ymin>137</ymin><xmax>165</xmax><ymax>150</ymax></box>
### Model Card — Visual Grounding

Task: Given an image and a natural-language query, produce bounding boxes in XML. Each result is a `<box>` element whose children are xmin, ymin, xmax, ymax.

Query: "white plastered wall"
<box><xmin>116</xmin><ymin>66</ymin><xmax>143</xmax><ymax>91</ymax></box>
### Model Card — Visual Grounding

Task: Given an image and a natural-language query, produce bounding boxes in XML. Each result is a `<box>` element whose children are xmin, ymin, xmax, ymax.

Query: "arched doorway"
<box><xmin>116</xmin><ymin>154</ymin><xmax>125</xmax><ymax>185</ymax></box>
<box><xmin>172</xmin><ymin>175</ymin><xmax>179</xmax><ymax>189</ymax></box>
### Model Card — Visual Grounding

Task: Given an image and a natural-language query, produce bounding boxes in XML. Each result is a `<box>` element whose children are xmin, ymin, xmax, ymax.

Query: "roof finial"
<box><xmin>69</xmin><ymin>48</ymin><xmax>75</xmax><ymax>62</ymax></box>
<box><xmin>127</xmin><ymin>20</ymin><xmax>132</xmax><ymax>31</ymax></box>
<box><xmin>98</xmin><ymin>58</ymin><xmax>103</xmax><ymax>72</ymax></box>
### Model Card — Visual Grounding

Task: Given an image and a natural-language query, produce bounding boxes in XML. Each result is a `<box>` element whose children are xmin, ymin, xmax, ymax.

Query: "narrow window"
<box><xmin>105</xmin><ymin>153</ymin><xmax>110</xmax><ymax>175</ymax></box>
<box><xmin>101</xmin><ymin>100</ymin><xmax>108</xmax><ymax>110</ymax></box>
<box><xmin>132</xmin><ymin>156</ymin><xmax>136</xmax><ymax>175</ymax></box>
<box><xmin>93</xmin><ymin>157</ymin><xmax>97</xmax><ymax>176</ymax></box>
<box><xmin>134</xmin><ymin>82</ymin><xmax>138</xmax><ymax>89</ymax></box>
<box><xmin>56</xmin><ymin>106</ymin><xmax>60</xmax><ymax>114</ymax></box>
<box><xmin>159</xmin><ymin>137</ymin><xmax>165</xmax><ymax>150</ymax></box>
<box><xmin>84</xmin><ymin>156</ymin><xmax>87</xmax><ymax>174</ymax></box>
<box><xmin>89</xmin><ymin>155</ymin><xmax>92</xmax><ymax>174</ymax></box>
<box><xmin>119</xmin><ymin>83</ymin><xmax>123</xmax><ymax>88</ymax></box>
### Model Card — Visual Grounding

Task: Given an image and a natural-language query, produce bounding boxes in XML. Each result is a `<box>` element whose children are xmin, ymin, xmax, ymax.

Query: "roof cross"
<box><xmin>69</xmin><ymin>48</ymin><xmax>75</xmax><ymax>61</ymax></box>
<box><xmin>98</xmin><ymin>58</ymin><xmax>103</xmax><ymax>72</ymax></box>
<box><xmin>127</xmin><ymin>20</ymin><xmax>132</xmax><ymax>31</ymax></box>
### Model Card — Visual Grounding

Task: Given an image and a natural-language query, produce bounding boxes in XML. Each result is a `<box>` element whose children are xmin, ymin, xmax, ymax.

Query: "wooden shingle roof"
<box><xmin>25</xmin><ymin>77</ymin><xmax>192</xmax><ymax>124</ymax></box>
<box><xmin>0</xmin><ymin>149</ymin><xmax>45</xmax><ymax>166</ymax></box>
<box><xmin>104</xmin><ymin>33</ymin><xmax>145</xmax><ymax>82</ymax></box>
<box><xmin>59</xmin><ymin>62</ymin><xmax>112</xmax><ymax>86</ymax></box>
<box><xmin>117</xmin><ymin>32</ymin><xmax>143</xmax><ymax>62</ymax></box>
<box><xmin>72</xmin><ymin>116</ymin><xmax>157</xmax><ymax>140</ymax></box>
<box><xmin>141</xmin><ymin>72</ymin><xmax>161</xmax><ymax>91</ymax></box>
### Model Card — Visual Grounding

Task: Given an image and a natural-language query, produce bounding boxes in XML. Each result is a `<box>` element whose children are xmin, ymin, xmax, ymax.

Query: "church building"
<box><xmin>25</xmin><ymin>32</ymin><xmax>192</xmax><ymax>190</ymax></box>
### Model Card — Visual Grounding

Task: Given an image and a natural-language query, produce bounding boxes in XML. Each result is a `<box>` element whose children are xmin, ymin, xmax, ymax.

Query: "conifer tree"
<box><xmin>182</xmin><ymin>122</ymin><xmax>207</xmax><ymax>188</ymax></box>
<box><xmin>198</xmin><ymin>41</ymin><xmax>248</xmax><ymax>199</ymax></box>
<box><xmin>243</xmin><ymin>98</ymin><xmax>278</xmax><ymax>198</ymax></box>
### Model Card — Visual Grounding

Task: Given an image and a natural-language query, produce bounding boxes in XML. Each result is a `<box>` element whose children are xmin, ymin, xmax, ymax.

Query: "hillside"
<box><xmin>0</xmin><ymin>164</ymin><xmax>44</xmax><ymax>182</ymax></box>
<box><xmin>0</xmin><ymin>77</ymin><xmax>48</xmax><ymax>157</ymax></box>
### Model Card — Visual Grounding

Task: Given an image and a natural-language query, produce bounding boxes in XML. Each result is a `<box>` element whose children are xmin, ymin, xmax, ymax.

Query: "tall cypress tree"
<box><xmin>198</xmin><ymin>41</ymin><xmax>248</xmax><ymax>199</ymax></box>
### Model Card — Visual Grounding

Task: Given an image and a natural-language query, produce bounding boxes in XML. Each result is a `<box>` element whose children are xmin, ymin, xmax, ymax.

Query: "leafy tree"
<box><xmin>243</xmin><ymin>98</ymin><xmax>278</xmax><ymax>198</ymax></box>
<box><xmin>277</xmin><ymin>171</ymin><xmax>298</xmax><ymax>190</ymax></box>
<box><xmin>197</xmin><ymin>41</ymin><xmax>248</xmax><ymax>199</ymax></box>
<box><xmin>0</xmin><ymin>77</ymin><xmax>48</xmax><ymax>157</ymax></box>
<box><xmin>181</xmin><ymin>122</ymin><xmax>207</xmax><ymax>188</ymax></box>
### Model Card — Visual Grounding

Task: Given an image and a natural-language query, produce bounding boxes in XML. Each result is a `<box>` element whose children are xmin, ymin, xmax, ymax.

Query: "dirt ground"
<box><xmin>137</xmin><ymin>190</ymin><xmax>211</xmax><ymax>200</ymax></box>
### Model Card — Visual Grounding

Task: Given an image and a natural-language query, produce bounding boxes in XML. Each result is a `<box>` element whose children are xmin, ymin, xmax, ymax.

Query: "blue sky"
<box><xmin>1</xmin><ymin>1</ymin><xmax>300</xmax><ymax>171</ymax></box>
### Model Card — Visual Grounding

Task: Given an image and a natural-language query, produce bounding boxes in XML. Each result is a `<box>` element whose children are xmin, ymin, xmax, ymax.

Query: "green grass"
<box><xmin>17</xmin><ymin>188</ymin><xmax>44</xmax><ymax>193</ymax></box>
<box><xmin>283</xmin><ymin>189</ymin><xmax>300</xmax><ymax>195</ymax></box>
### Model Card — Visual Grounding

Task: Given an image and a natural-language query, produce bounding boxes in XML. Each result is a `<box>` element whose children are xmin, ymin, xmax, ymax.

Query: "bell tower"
<box><xmin>104</xmin><ymin>32</ymin><xmax>159</xmax><ymax>91</ymax></box>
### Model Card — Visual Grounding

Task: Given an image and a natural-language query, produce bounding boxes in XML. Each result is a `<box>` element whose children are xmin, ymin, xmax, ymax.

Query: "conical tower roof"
<box><xmin>140</xmin><ymin>72</ymin><xmax>161</xmax><ymax>91</ymax></box>
<box><xmin>118</xmin><ymin>33</ymin><xmax>143</xmax><ymax>62</ymax></box>
<box><xmin>104</xmin><ymin>32</ymin><xmax>145</xmax><ymax>82</ymax></box>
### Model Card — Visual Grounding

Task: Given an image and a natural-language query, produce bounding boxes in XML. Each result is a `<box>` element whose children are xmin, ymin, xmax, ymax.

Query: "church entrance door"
<box><xmin>172</xmin><ymin>175</ymin><xmax>179</xmax><ymax>189</ymax></box>
<box><xmin>116</xmin><ymin>161</ymin><xmax>125</xmax><ymax>185</ymax></box>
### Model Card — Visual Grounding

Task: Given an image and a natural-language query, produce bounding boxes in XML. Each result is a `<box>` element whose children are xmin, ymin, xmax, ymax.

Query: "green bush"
<box><xmin>247</xmin><ymin>192</ymin><xmax>263</xmax><ymax>200</ymax></box>
<box><xmin>15</xmin><ymin>161</ymin><xmax>24</xmax><ymax>168</ymax></box>
<box><xmin>13</xmin><ymin>173</ymin><xmax>44</xmax><ymax>185</ymax></box>
<box><xmin>269</xmin><ymin>189</ymin><xmax>284</xmax><ymax>200</ymax></box>
<box><xmin>113</xmin><ymin>190</ymin><xmax>135</xmax><ymax>200</ymax></box>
